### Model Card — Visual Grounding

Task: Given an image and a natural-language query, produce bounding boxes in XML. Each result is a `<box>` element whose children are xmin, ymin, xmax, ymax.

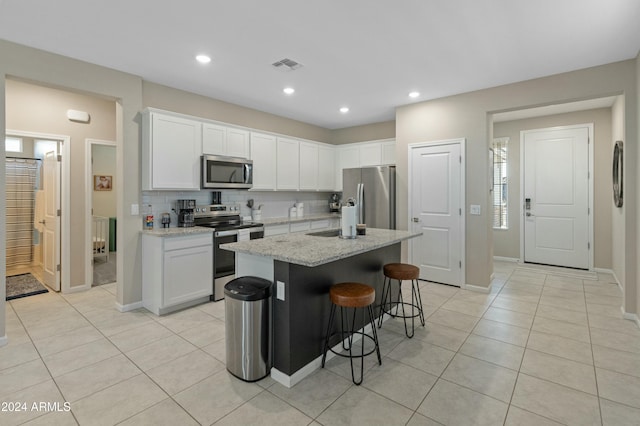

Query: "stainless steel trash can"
<box><xmin>224</xmin><ymin>276</ymin><xmax>272</xmax><ymax>382</ymax></box>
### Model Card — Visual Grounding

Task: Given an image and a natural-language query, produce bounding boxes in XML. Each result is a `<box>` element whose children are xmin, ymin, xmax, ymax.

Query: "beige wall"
<box><xmin>5</xmin><ymin>134</ymin><xmax>35</xmax><ymax>158</ymax></box>
<box><xmin>493</xmin><ymin>108</ymin><xmax>613</xmax><ymax>269</ymax></box>
<box><xmin>143</xmin><ymin>81</ymin><xmax>333</xmax><ymax>143</ymax></box>
<box><xmin>332</xmin><ymin>121</ymin><xmax>396</xmax><ymax>144</ymax></box>
<box><xmin>92</xmin><ymin>144</ymin><xmax>117</xmax><ymax>218</ymax></box>
<box><xmin>5</xmin><ymin>79</ymin><xmax>116</xmax><ymax>286</ymax></box>
<box><xmin>636</xmin><ymin>51</ymin><xmax>640</xmax><ymax>319</ymax></box>
<box><xmin>612</xmin><ymin>96</ymin><xmax>626</xmax><ymax>288</ymax></box>
<box><xmin>143</xmin><ymin>81</ymin><xmax>395</xmax><ymax>145</ymax></box>
<box><xmin>397</xmin><ymin>60</ymin><xmax>637</xmax><ymax>301</ymax></box>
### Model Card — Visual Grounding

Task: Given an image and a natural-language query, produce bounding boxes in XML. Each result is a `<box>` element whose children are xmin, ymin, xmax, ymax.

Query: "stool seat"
<box><xmin>384</xmin><ymin>263</ymin><xmax>419</xmax><ymax>281</ymax></box>
<box><xmin>330</xmin><ymin>283</ymin><xmax>375</xmax><ymax>308</ymax></box>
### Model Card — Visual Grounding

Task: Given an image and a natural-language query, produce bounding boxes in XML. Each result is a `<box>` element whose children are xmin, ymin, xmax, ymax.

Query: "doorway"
<box><xmin>86</xmin><ymin>139</ymin><xmax>117</xmax><ymax>287</ymax></box>
<box><xmin>520</xmin><ymin>125</ymin><xmax>593</xmax><ymax>269</ymax></box>
<box><xmin>408</xmin><ymin>139</ymin><xmax>465</xmax><ymax>287</ymax></box>
<box><xmin>4</xmin><ymin>131</ymin><xmax>70</xmax><ymax>293</ymax></box>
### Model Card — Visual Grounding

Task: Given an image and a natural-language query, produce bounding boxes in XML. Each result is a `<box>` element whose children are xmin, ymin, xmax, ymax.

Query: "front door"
<box><xmin>522</xmin><ymin>126</ymin><xmax>590</xmax><ymax>269</ymax></box>
<box><xmin>410</xmin><ymin>141</ymin><xmax>463</xmax><ymax>286</ymax></box>
<box><xmin>42</xmin><ymin>151</ymin><xmax>61</xmax><ymax>291</ymax></box>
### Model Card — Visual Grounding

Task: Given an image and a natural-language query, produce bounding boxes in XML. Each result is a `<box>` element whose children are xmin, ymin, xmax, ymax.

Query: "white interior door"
<box><xmin>523</xmin><ymin>126</ymin><xmax>590</xmax><ymax>269</ymax></box>
<box><xmin>42</xmin><ymin>151</ymin><xmax>61</xmax><ymax>291</ymax></box>
<box><xmin>410</xmin><ymin>142</ymin><xmax>463</xmax><ymax>286</ymax></box>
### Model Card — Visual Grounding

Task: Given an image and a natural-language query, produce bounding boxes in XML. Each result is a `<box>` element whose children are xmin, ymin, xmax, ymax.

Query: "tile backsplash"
<box><xmin>141</xmin><ymin>190</ymin><xmax>339</xmax><ymax>227</ymax></box>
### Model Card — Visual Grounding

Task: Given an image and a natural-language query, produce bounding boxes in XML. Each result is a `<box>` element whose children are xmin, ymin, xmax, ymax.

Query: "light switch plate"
<box><xmin>131</xmin><ymin>204</ymin><xmax>139</xmax><ymax>215</ymax></box>
<box><xmin>470</xmin><ymin>205</ymin><xmax>481</xmax><ymax>215</ymax></box>
<box><xmin>276</xmin><ymin>281</ymin><xmax>285</xmax><ymax>301</ymax></box>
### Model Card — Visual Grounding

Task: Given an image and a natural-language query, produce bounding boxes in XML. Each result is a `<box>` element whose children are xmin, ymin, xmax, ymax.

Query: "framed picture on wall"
<box><xmin>94</xmin><ymin>175</ymin><xmax>112</xmax><ymax>191</ymax></box>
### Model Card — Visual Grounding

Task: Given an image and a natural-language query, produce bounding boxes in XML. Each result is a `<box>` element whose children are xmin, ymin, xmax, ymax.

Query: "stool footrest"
<box><xmin>379</xmin><ymin>301</ymin><xmax>423</xmax><ymax>320</ymax></box>
<box><xmin>325</xmin><ymin>331</ymin><xmax>379</xmax><ymax>359</ymax></box>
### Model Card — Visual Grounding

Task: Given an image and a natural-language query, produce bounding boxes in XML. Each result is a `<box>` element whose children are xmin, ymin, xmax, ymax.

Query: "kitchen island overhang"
<box><xmin>221</xmin><ymin>228</ymin><xmax>421</xmax><ymax>387</ymax></box>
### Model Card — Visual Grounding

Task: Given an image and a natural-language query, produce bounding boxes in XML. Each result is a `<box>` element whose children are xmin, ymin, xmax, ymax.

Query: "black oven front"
<box><xmin>211</xmin><ymin>226</ymin><xmax>264</xmax><ymax>301</ymax></box>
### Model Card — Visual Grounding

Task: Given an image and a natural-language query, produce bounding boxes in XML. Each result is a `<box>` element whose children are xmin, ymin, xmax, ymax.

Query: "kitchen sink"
<box><xmin>306</xmin><ymin>229</ymin><xmax>341</xmax><ymax>237</ymax></box>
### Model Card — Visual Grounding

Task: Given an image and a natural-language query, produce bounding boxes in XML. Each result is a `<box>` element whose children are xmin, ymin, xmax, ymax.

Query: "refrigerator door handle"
<box><xmin>357</xmin><ymin>183</ymin><xmax>364</xmax><ymax>224</ymax></box>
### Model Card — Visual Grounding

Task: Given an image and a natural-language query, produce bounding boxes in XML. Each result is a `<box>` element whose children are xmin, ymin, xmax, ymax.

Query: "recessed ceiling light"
<box><xmin>195</xmin><ymin>54</ymin><xmax>211</xmax><ymax>64</ymax></box>
<box><xmin>283</xmin><ymin>87</ymin><xmax>295</xmax><ymax>95</ymax></box>
<box><xmin>340</xmin><ymin>107</ymin><xmax>349</xmax><ymax>113</ymax></box>
<box><xmin>409</xmin><ymin>91</ymin><xmax>420</xmax><ymax>98</ymax></box>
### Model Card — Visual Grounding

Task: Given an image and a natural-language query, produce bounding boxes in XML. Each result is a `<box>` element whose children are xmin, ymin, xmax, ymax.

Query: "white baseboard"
<box><xmin>115</xmin><ymin>301</ymin><xmax>144</xmax><ymax>312</ymax></box>
<box><xmin>0</xmin><ymin>335</ymin><xmax>7</xmax><ymax>347</ymax></box>
<box><xmin>64</xmin><ymin>285</ymin><xmax>90</xmax><ymax>294</ymax></box>
<box><xmin>493</xmin><ymin>256</ymin><xmax>519</xmax><ymax>263</ymax></box>
<box><xmin>465</xmin><ymin>283</ymin><xmax>492</xmax><ymax>294</ymax></box>
<box><xmin>621</xmin><ymin>307</ymin><xmax>640</xmax><ymax>329</ymax></box>
<box><xmin>270</xmin><ymin>312</ymin><xmax>391</xmax><ymax>388</ymax></box>
<box><xmin>610</xmin><ymin>270</ymin><xmax>624</xmax><ymax>294</ymax></box>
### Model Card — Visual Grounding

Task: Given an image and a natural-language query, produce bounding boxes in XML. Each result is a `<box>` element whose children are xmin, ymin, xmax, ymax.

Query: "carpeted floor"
<box><xmin>93</xmin><ymin>252</ymin><xmax>116</xmax><ymax>286</ymax></box>
<box><xmin>6</xmin><ymin>273</ymin><xmax>49</xmax><ymax>300</ymax></box>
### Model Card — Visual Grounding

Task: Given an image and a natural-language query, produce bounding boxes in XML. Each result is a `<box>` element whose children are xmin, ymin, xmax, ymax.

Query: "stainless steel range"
<box><xmin>194</xmin><ymin>203</ymin><xmax>264</xmax><ymax>301</ymax></box>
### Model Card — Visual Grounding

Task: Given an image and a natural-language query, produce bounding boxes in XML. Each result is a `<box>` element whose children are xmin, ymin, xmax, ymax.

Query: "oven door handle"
<box><xmin>215</xmin><ymin>230</ymin><xmax>239</xmax><ymax>237</ymax></box>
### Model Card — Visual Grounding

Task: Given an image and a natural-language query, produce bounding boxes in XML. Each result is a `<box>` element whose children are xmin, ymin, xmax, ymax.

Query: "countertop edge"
<box><xmin>224</xmin><ymin>229</ymin><xmax>421</xmax><ymax>267</ymax></box>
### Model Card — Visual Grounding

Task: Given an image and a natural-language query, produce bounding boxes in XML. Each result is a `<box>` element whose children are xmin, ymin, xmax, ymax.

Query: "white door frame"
<box><xmin>85</xmin><ymin>139</ymin><xmax>117</xmax><ymax>289</ymax></box>
<box><xmin>6</xmin><ymin>129</ymin><xmax>71</xmax><ymax>292</ymax></box>
<box><xmin>408</xmin><ymin>138</ymin><xmax>466</xmax><ymax>288</ymax></box>
<box><xmin>519</xmin><ymin>124</ymin><xmax>594</xmax><ymax>270</ymax></box>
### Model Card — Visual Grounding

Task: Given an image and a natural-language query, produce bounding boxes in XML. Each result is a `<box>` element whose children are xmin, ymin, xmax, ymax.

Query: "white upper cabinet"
<box><xmin>381</xmin><ymin>140</ymin><xmax>396</xmax><ymax>164</ymax></box>
<box><xmin>201</xmin><ymin>123</ymin><xmax>226</xmax><ymax>155</ymax></box>
<box><xmin>334</xmin><ymin>140</ymin><xmax>395</xmax><ymax>191</ymax></box>
<box><xmin>335</xmin><ymin>145</ymin><xmax>360</xmax><ymax>191</ymax></box>
<box><xmin>276</xmin><ymin>137</ymin><xmax>300</xmax><ymax>190</ymax></box>
<box><xmin>317</xmin><ymin>144</ymin><xmax>335</xmax><ymax>191</ymax></box>
<box><xmin>142</xmin><ymin>107</ymin><xmax>393</xmax><ymax>193</ymax></box>
<box><xmin>142</xmin><ymin>110</ymin><xmax>202</xmax><ymax>190</ymax></box>
<box><xmin>250</xmin><ymin>132</ymin><xmax>277</xmax><ymax>190</ymax></box>
<box><xmin>299</xmin><ymin>141</ymin><xmax>318</xmax><ymax>190</ymax></box>
<box><xmin>202</xmin><ymin>123</ymin><xmax>250</xmax><ymax>159</ymax></box>
<box><xmin>226</xmin><ymin>128</ymin><xmax>250</xmax><ymax>158</ymax></box>
<box><xmin>359</xmin><ymin>143</ymin><xmax>382</xmax><ymax>166</ymax></box>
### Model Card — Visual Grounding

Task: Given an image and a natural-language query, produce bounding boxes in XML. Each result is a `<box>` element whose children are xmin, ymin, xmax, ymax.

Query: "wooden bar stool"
<box><xmin>377</xmin><ymin>263</ymin><xmax>425</xmax><ymax>338</ymax></box>
<box><xmin>321</xmin><ymin>282</ymin><xmax>382</xmax><ymax>385</ymax></box>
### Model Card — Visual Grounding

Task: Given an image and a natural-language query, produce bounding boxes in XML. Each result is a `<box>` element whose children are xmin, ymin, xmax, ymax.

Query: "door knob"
<box><xmin>39</xmin><ymin>220</ymin><xmax>46</xmax><ymax>224</ymax></box>
<box><xmin>412</xmin><ymin>217</ymin><xmax>420</xmax><ymax>222</ymax></box>
<box><xmin>526</xmin><ymin>212</ymin><xmax>534</xmax><ymax>217</ymax></box>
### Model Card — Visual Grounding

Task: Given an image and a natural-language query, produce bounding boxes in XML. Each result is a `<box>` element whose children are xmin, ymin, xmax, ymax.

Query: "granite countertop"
<box><xmin>141</xmin><ymin>227</ymin><xmax>214</xmax><ymax>237</ymax></box>
<box><xmin>221</xmin><ymin>228</ymin><xmax>421</xmax><ymax>267</ymax></box>
<box><xmin>260</xmin><ymin>213</ymin><xmax>341</xmax><ymax>226</ymax></box>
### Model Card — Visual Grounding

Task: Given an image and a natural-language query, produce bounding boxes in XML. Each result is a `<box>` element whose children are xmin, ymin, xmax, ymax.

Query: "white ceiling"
<box><xmin>1</xmin><ymin>0</ymin><xmax>639</xmax><ymax>129</ymax></box>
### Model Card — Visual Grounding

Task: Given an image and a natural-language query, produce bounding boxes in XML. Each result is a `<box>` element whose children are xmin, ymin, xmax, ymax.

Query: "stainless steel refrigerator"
<box><xmin>342</xmin><ymin>166</ymin><xmax>396</xmax><ymax>229</ymax></box>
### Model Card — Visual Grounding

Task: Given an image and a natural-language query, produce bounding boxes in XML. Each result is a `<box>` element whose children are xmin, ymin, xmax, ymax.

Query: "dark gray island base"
<box><xmin>274</xmin><ymin>243</ymin><xmax>399</xmax><ymax>380</ymax></box>
<box><xmin>222</xmin><ymin>228</ymin><xmax>421</xmax><ymax>387</ymax></box>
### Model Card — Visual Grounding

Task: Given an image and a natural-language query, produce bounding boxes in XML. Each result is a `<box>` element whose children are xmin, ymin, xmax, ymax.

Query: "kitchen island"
<box><xmin>222</xmin><ymin>228</ymin><xmax>421</xmax><ymax>387</ymax></box>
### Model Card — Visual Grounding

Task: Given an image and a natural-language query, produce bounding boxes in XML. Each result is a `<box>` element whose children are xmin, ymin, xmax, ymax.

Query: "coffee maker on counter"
<box><xmin>175</xmin><ymin>199</ymin><xmax>196</xmax><ymax>227</ymax></box>
<box><xmin>329</xmin><ymin>193</ymin><xmax>341</xmax><ymax>212</ymax></box>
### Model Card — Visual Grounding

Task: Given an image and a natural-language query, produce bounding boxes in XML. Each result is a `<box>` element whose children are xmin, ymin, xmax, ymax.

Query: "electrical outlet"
<box><xmin>470</xmin><ymin>205</ymin><xmax>481</xmax><ymax>215</ymax></box>
<box><xmin>276</xmin><ymin>281</ymin><xmax>285</xmax><ymax>301</ymax></box>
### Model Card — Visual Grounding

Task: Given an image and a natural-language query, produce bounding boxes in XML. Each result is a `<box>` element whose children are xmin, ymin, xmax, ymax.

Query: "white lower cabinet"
<box><xmin>289</xmin><ymin>221</ymin><xmax>311</xmax><ymax>233</ymax></box>
<box><xmin>264</xmin><ymin>224</ymin><xmax>290</xmax><ymax>237</ymax></box>
<box><xmin>310</xmin><ymin>219</ymin><xmax>330</xmax><ymax>230</ymax></box>
<box><xmin>142</xmin><ymin>233</ymin><xmax>213</xmax><ymax>315</ymax></box>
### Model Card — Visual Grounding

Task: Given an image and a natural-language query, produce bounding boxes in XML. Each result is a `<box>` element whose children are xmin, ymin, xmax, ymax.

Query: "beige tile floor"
<box><xmin>1</xmin><ymin>262</ymin><xmax>640</xmax><ymax>425</ymax></box>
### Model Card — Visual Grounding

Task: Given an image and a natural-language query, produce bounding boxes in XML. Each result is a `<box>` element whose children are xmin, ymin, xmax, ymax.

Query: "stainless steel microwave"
<box><xmin>201</xmin><ymin>155</ymin><xmax>253</xmax><ymax>189</ymax></box>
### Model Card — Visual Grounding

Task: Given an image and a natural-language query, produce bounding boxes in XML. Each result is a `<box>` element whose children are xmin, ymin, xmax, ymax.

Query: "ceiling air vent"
<box><xmin>272</xmin><ymin>58</ymin><xmax>303</xmax><ymax>71</ymax></box>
